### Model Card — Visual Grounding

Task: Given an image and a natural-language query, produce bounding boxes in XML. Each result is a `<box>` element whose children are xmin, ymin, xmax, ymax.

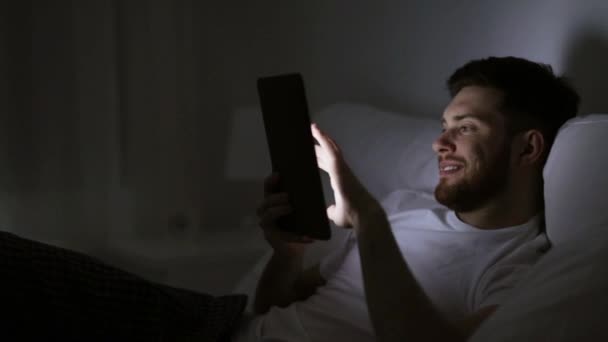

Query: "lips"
<box><xmin>438</xmin><ymin>160</ymin><xmax>464</xmax><ymax>177</ymax></box>
<box><xmin>441</xmin><ymin>165</ymin><xmax>461</xmax><ymax>172</ymax></box>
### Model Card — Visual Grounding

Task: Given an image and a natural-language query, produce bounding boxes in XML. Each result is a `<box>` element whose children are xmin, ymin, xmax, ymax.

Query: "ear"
<box><xmin>515</xmin><ymin>130</ymin><xmax>545</xmax><ymax>166</ymax></box>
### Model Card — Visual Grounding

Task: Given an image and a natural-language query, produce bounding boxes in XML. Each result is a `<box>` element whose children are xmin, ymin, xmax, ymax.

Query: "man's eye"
<box><xmin>459</xmin><ymin>125</ymin><xmax>474</xmax><ymax>133</ymax></box>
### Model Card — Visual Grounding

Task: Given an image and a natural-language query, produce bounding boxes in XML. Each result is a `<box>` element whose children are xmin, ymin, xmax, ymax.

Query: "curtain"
<box><xmin>0</xmin><ymin>0</ymin><xmax>224</xmax><ymax>252</ymax></box>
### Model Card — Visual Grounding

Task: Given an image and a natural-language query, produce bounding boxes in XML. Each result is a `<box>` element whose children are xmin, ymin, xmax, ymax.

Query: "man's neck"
<box><xmin>455</xmin><ymin>191</ymin><xmax>542</xmax><ymax>230</ymax></box>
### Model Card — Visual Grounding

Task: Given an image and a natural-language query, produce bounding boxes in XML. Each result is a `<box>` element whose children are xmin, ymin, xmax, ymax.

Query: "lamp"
<box><xmin>224</xmin><ymin>107</ymin><xmax>272</xmax><ymax>181</ymax></box>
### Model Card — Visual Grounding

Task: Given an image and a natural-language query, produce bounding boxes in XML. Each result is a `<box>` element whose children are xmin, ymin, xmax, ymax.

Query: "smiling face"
<box><xmin>432</xmin><ymin>86</ymin><xmax>513</xmax><ymax>212</ymax></box>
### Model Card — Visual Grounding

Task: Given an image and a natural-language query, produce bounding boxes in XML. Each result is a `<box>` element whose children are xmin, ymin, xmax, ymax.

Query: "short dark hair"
<box><xmin>447</xmin><ymin>56</ymin><xmax>580</xmax><ymax>155</ymax></box>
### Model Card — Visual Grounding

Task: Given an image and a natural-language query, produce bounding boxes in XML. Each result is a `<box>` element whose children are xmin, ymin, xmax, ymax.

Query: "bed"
<box><xmin>235</xmin><ymin>102</ymin><xmax>608</xmax><ymax>341</ymax></box>
<box><xmin>2</xmin><ymin>102</ymin><xmax>606</xmax><ymax>341</ymax></box>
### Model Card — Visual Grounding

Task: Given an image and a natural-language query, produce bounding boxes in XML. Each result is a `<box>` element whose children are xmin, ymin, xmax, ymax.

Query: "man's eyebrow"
<box><xmin>441</xmin><ymin>114</ymin><xmax>489</xmax><ymax>125</ymax></box>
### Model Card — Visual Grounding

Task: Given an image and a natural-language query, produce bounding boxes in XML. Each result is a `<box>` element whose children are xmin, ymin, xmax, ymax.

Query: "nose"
<box><xmin>432</xmin><ymin>131</ymin><xmax>456</xmax><ymax>155</ymax></box>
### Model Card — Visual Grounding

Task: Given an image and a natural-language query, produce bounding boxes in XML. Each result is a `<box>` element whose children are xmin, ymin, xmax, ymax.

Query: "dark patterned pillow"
<box><xmin>0</xmin><ymin>231</ymin><xmax>247</xmax><ymax>341</ymax></box>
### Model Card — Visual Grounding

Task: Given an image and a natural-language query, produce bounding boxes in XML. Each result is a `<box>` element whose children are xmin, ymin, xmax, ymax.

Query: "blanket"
<box><xmin>0</xmin><ymin>231</ymin><xmax>246</xmax><ymax>341</ymax></box>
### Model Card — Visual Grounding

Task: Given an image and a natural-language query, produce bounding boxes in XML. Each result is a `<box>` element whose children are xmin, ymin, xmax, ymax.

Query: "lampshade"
<box><xmin>224</xmin><ymin>107</ymin><xmax>272</xmax><ymax>180</ymax></box>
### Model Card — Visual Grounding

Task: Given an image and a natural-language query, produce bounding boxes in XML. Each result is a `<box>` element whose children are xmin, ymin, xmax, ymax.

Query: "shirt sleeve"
<box><xmin>473</xmin><ymin>234</ymin><xmax>549</xmax><ymax>311</ymax></box>
<box><xmin>474</xmin><ymin>264</ymin><xmax>532</xmax><ymax>309</ymax></box>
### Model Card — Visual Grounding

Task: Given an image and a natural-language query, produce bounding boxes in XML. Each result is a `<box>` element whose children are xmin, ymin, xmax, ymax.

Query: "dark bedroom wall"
<box><xmin>207</xmin><ymin>0</ymin><xmax>607</xmax><ymax>117</ymax></box>
<box><xmin>0</xmin><ymin>1</ymin><xmax>121</xmax><ymax>250</ymax></box>
<box><xmin>204</xmin><ymin>0</ymin><xmax>608</xmax><ymax>229</ymax></box>
<box><xmin>1</xmin><ymin>0</ymin><xmax>608</xmax><ymax>257</ymax></box>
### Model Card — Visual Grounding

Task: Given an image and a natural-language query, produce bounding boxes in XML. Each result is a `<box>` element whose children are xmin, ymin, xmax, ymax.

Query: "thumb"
<box><xmin>326</xmin><ymin>204</ymin><xmax>337</xmax><ymax>222</ymax></box>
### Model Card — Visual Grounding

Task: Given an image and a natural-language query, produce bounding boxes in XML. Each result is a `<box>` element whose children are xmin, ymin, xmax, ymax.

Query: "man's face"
<box><xmin>432</xmin><ymin>86</ymin><xmax>513</xmax><ymax>212</ymax></box>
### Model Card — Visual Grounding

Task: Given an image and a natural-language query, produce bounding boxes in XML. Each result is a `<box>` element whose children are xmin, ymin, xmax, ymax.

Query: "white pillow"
<box><xmin>542</xmin><ymin>114</ymin><xmax>608</xmax><ymax>246</ymax></box>
<box><xmin>470</xmin><ymin>235</ymin><xmax>608</xmax><ymax>341</ymax></box>
<box><xmin>313</xmin><ymin>102</ymin><xmax>440</xmax><ymax>201</ymax></box>
<box><xmin>470</xmin><ymin>114</ymin><xmax>608</xmax><ymax>342</ymax></box>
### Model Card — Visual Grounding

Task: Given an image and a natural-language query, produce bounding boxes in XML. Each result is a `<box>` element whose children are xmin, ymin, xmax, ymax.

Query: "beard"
<box><xmin>434</xmin><ymin>142</ymin><xmax>511</xmax><ymax>213</ymax></box>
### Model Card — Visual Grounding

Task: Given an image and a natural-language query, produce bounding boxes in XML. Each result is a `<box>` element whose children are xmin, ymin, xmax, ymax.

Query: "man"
<box><xmin>239</xmin><ymin>56</ymin><xmax>579</xmax><ymax>341</ymax></box>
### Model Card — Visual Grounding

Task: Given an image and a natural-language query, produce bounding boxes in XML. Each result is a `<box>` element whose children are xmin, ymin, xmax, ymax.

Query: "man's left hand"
<box><xmin>311</xmin><ymin>123</ymin><xmax>383</xmax><ymax>228</ymax></box>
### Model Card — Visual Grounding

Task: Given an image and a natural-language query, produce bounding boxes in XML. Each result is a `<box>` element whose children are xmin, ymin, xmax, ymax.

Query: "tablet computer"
<box><xmin>257</xmin><ymin>73</ymin><xmax>331</xmax><ymax>240</ymax></box>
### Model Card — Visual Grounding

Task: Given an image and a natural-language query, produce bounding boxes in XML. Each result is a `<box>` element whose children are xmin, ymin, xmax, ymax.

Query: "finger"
<box><xmin>326</xmin><ymin>204</ymin><xmax>336</xmax><ymax>221</ymax></box>
<box><xmin>258</xmin><ymin>205</ymin><xmax>293</xmax><ymax>228</ymax></box>
<box><xmin>298</xmin><ymin>236</ymin><xmax>315</xmax><ymax>243</ymax></box>
<box><xmin>314</xmin><ymin>144</ymin><xmax>323</xmax><ymax>158</ymax></box>
<box><xmin>312</xmin><ymin>123</ymin><xmax>341</xmax><ymax>151</ymax></box>
<box><xmin>276</xmin><ymin>231</ymin><xmax>315</xmax><ymax>244</ymax></box>
<box><xmin>315</xmin><ymin>145</ymin><xmax>329</xmax><ymax>172</ymax></box>
<box><xmin>324</xmin><ymin>133</ymin><xmax>341</xmax><ymax>153</ymax></box>
<box><xmin>264</xmin><ymin>172</ymin><xmax>281</xmax><ymax>195</ymax></box>
<box><xmin>312</xmin><ymin>128</ymin><xmax>335</xmax><ymax>172</ymax></box>
<box><xmin>256</xmin><ymin>193</ymin><xmax>290</xmax><ymax>216</ymax></box>
<box><xmin>311</xmin><ymin>122</ymin><xmax>338</xmax><ymax>148</ymax></box>
<box><xmin>311</xmin><ymin>123</ymin><xmax>335</xmax><ymax>155</ymax></box>
<box><xmin>312</xmin><ymin>124</ymin><xmax>344</xmax><ymax>169</ymax></box>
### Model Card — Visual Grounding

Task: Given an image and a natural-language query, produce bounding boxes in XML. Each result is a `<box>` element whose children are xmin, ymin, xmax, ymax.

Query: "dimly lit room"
<box><xmin>2</xmin><ymin>0</ymin><xmax>608</xmax><ymax>340</ymax></box>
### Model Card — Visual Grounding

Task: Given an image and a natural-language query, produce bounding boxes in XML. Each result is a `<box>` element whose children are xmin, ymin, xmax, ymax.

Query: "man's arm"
<box><xmin>253</xmin><ymin>173</ymin><xmax>327</xmax><ymax>315</ymax></box>
<box><xmin>253</xmin><ymin>258</ymin><xmax>325</xmax><ymax>314</ymax></box>
<box><xmin>354</xmin><ymin>207</ymin><xmax>495</xmax><ymax>341</ymax></box>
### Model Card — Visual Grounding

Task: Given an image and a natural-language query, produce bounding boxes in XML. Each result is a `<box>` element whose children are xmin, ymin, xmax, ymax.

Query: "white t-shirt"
<box><xmin>241</xmin><ymin>207</ymin><xmax>549</xmax><ymax>342</ymax></box>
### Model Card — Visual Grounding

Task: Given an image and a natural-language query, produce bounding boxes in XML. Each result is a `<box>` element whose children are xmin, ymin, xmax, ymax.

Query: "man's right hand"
<box><xmin>254</xmin><ymin>173</ymin><xmax>326</xmax><ymax>314</ymax></box>
<box><xmin>256</xmin><ymin>173</ymin><xmax>314</xmax><ymax>257</ymax></box>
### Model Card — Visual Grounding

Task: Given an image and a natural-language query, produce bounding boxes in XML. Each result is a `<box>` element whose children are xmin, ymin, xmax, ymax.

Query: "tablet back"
<box><xmin>257</xmin><ymin>73</ymin><xmax>331</xmax><ymax>240</ymax></box>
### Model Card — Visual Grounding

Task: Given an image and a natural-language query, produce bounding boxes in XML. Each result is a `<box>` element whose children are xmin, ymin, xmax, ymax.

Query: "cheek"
<box><xmin>466</xmin><ymin>144</ymin><xmax>488</xmax><ymax>173</ymax></box>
